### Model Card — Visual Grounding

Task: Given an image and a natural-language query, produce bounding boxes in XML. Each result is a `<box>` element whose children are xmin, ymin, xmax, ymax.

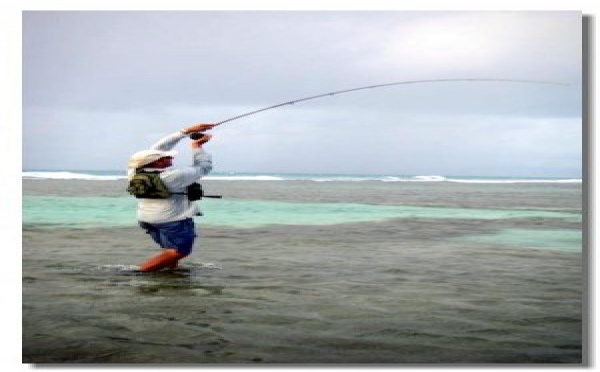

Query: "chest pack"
<box><xmin>127</xmin><ymin>171</ymin><xmax>220</xmax><ymax>201</ymax></box>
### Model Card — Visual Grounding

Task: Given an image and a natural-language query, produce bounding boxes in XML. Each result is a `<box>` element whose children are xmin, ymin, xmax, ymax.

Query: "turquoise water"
<box><xmin>23</xmin><ymin>195</ymin><xmax>581</xmax><ymax>228</ymax></box>
<box><xmin>457</xmin><ymin>228</ymin><xmax>582</xmax><ymax>251</ymax></box>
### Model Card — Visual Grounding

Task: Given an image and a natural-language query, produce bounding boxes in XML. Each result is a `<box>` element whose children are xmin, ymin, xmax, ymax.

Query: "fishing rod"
<box><xmin>189</xmin><ymin>78</ymin><xmax>568</xmax><ymax>139</ymax></box>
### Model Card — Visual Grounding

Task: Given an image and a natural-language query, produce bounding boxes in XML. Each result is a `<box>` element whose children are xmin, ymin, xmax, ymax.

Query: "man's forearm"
<box><xmin>150</xmin><ymin>131</ymin><xmax>186</xmax><ymax>151</ymax></box>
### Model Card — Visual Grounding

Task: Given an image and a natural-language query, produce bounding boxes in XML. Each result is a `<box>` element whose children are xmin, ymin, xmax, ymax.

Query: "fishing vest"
<box><xmin>127</xmin><ymin>171</ymin><xmax>204</xmax><ymax>201</ymax></box>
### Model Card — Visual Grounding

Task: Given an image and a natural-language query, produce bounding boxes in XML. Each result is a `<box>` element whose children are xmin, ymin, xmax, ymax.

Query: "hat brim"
<box><xmin>161</xmin><ymin>150</ymin><xmax>177</xmax><ymax>158</ymax></box>
<box><xmin>128</xmin><ymin>150</ymin><xmax>178</xmax><ymax>169</ymax></box>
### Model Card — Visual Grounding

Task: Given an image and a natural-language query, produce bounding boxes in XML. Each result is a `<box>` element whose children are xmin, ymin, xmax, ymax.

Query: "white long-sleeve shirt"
<box><xmin>127</xmin><ymin>131</ymin><xmax>213</xmax><ymax>224</ymax></box>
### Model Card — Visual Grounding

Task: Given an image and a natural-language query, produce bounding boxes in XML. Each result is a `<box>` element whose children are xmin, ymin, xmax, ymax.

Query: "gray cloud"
<box><xmin>23</xmin><ymin>11</ymin><xmax>582</xmax><ymax>177</ymax></box>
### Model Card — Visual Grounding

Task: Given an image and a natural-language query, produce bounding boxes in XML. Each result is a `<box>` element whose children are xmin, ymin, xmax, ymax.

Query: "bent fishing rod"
<box><xmin>189</xmin><ymin>78</ymin><xmax>568</xmax><ymax>139</ymax></box>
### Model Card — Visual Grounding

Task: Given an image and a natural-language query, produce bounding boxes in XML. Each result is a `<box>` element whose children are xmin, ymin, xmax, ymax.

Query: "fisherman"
<box><xmin>127</xmin><ymin>123</ymin><xmax>215</xmax><ymax>272</ymax></box>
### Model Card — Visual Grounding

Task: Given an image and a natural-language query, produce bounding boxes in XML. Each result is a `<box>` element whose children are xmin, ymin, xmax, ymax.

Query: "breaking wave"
<box><xmin>22</xmin><ymin>171</ymin><xmax>581</xmax><ymax>184</ymax></box>
<box><xmin>22</xmin><ymin>171</ymin><xmax>128</xmax><ymax>181</ymax></box>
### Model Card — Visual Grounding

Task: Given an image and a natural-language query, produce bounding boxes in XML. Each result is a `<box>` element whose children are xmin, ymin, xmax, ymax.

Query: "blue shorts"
<box><xmin>139</xmin><ymin>218</ymin><xmax>197</xmax><ymax>256</ymax></box>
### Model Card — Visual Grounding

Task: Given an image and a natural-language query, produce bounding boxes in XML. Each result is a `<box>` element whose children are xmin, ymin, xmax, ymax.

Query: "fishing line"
<box><xmin>212</xmin><ymin>78</ymin><xmax>568</xmax><ymax>127</ymax></box>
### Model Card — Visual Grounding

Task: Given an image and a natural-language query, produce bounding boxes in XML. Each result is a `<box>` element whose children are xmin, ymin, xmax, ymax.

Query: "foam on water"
<box><xmin>22</xmin><ymin>171</ymin><xmax>582</xmax><ymax>184</ymax></box>
<box><xmin>23</xmin><ymin>171</ymin><xmax>128</xmax><ymax>181</ymax></box>
<box><xmin>93</xmin><ymin>262</ymin><xmax>223</xmax><ymax>272</ymax></box>
<box><xmin>205</xmin><ymin>175</ymin><xmax>285</xmax><ymax>181</ymax></box>
<box><xmin>94</xmin><ymin>264</ymin><xmax>141</xmax><ymax>272</ymax></box>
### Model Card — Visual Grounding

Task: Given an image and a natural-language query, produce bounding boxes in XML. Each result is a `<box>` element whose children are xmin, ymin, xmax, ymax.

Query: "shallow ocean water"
<box><xmin>23</xmin><ymin>195</ymin><xmax>582</xmax><ymax>228</ymax></box>
<box><xmin>22</xmin><ymin>179</ymin><xmax>584</xmax><ymax>364</ymax></box>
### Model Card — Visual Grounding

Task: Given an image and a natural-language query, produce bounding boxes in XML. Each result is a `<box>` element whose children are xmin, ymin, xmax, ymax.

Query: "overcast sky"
<box><xmin>22</xmin><ymin>11</ymin><xmax>582</xmax><ymax>177</ymax></box>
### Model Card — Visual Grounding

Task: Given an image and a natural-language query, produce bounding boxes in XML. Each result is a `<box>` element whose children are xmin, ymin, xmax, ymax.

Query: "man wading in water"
<box><xmin>127</xmin><ymin>123</ymin><xmax>215</xmax><ymax>272</ymax></box>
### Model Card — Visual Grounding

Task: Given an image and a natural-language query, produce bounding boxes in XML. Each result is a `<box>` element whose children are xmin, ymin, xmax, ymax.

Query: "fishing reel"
<box><xmin>189</xmin><ymin>132</ymin><xmax>205</xmax><ymax>140</ymax></box>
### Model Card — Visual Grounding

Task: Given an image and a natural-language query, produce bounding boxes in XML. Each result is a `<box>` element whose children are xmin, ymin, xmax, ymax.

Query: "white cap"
<box><xmin>127</xmin><ymin>149</ymin><xmax>177</xmax><ymax>169</ymax></box>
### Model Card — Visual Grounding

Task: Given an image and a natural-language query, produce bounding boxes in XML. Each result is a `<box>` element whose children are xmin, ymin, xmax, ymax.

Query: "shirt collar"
<box><xmin>140</xmin><ymin>167</ymin><xmax>170</xmax><ymax>172</ymax></box>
